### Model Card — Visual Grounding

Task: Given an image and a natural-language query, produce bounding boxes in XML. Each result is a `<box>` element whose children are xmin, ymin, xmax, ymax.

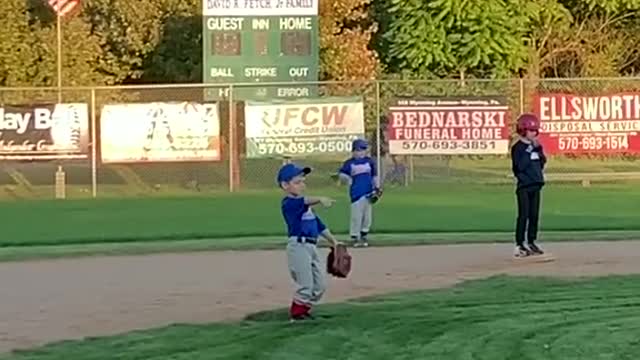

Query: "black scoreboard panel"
<box><xmin>211</xmin><ymin>32</ymin><xmax>242</xmax><ymax>56</ymax></box>
<box><xmin>280</xmin><ymin>31</ymin><xmax>311</xmax><ymax>56</ymax></box>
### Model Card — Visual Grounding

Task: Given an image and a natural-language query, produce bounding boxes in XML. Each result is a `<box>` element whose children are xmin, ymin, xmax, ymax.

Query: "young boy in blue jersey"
<box><xmin>338</xmin><ymin>139</ymin><xmax>380</xmax><ymax>247</ymax></box>
<box><xmin>277</xmin><ymin>163</ymin><xmax>339</xmax><ymax>321</ymax></box>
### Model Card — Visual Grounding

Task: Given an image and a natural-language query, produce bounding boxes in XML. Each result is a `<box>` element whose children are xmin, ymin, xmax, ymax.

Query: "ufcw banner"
<box><xmin>244</xmin><ymin>97</ymin><xmax>365</xmax><ymax>158</ymax></box>
<box><xmin>0</xmin><ymin>103</ymin><xmax>89</xmax><ymax>160</ymax></box>
<box><xmin>100</xmin><ymin>102</ymin><xmax>222</xmax><ymax>163</ymax></box>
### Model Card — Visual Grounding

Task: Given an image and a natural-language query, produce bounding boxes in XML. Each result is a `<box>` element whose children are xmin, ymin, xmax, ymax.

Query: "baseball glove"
<box><xmin>366</xmin><ymin>187</ymin><xmax>383</xmax><ymax>204</ymax></box>
<box><xmin>327</xmin><ymin>244</ymin><xmax>352</xmax><ymax>278</ymax></box>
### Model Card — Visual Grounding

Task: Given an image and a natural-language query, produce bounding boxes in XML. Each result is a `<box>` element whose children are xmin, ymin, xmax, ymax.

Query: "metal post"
<box><xmin>57</xmin><ymin>12</ymin><xmax>62</xmax><ymax>103</ymax></box>
<box><xmin>91</xmin><ymin>88</ymin><xmax>97</xmax><ymax>198</ymax></box>
<box><xmin>55</xmin><ymin>165</ymin><xmax>66</xmax><ymax>199</ymax></box>
<box><xmin>228</xmin><ymin>84</ymin><xmax>235</xmax><ymax>192</ymax></box>
<box><xmin>519</xmin><ymin>78</ymin><xmax>524</xmax><ymax>114</ymax></box>
<box><xmin>375</xmin><ymin>80</ymin><xmax>382</xmax><ymax>185</ymax></box>
<box><xmin>409</xmin><ymin>156</ymin><xmax>415</xmax><ymax>184</ymax></box>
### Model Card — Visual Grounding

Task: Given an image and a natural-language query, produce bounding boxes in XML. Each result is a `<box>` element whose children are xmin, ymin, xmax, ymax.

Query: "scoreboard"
<box><xmin>202</xmin><ymin>0</ymin><xmax>319</xmax><ymax>101</ymax></box>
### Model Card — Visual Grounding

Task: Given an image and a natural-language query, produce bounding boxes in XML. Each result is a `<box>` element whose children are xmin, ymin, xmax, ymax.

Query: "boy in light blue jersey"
<box><xmin>338</xmin><ymin>139</ymin><xmax>380</xmax><ymax>247</ymax></box>
<box><xmin>277</xmin><ymin>163</ymin><xmax>339</xmax><ymax>321</ymax></box>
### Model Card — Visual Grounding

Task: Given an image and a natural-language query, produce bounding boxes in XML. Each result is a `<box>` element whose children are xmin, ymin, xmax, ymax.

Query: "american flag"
<box><xmin>48</xmin><ymin>0</ymin><xmax>81</xmax><ymax>17</ymax></box>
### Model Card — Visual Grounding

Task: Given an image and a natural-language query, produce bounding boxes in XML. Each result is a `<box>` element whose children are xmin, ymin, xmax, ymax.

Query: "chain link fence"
<box><xmin>0</xmin><ymin>78</ymin><xmax>639</xmax><ymax>200</ymax></box>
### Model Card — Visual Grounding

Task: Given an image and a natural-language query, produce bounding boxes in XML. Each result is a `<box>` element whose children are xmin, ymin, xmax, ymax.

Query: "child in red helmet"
<box><xmin>511</xmin><ymin>113</ymin><xmax>547</xmax><ymax>257</ymax></box>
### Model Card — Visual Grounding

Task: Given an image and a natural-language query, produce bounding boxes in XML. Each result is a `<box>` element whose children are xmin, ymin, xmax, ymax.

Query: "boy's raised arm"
<box><xmin>304</xmin><ymin>196</ymin><xmax>335</xmax><ymax>208</ymax></box>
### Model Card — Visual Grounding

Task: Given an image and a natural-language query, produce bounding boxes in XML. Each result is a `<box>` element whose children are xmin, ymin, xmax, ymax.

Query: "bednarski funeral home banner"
<box><xmin>387</xmin><ymin>96</ymin><xmax>511</xmax><ymax>155</ymax></box>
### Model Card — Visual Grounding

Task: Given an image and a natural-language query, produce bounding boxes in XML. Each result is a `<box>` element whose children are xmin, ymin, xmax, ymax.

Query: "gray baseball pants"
<box><xmin>350</xmin><ymin>196</ymin><xmax>372</xmax><ymax>239</ymax></box>
<box><xmin>286</xmin><ymin>238</ymin><xmax>325</xmax><ymax>305</ymax></box>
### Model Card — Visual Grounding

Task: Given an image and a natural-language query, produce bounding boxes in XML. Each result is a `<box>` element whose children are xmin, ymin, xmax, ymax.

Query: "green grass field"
<box><xmin>0</xmin><ymin>184</ymin><xmax>640</xmax><ymax>253</ymax></box>
<box><xmin>0</xmin><ymin>155</ymin><xmax>638</xmax><ymax>260</ymax></box>
<box><xmin>4</xmin><ymin>275</ymin><xmax>639</xmax><ymax>360</ymax></box>
<box><xmin>2</xmin><ymin>183</ymin><xmax>639</xmax><ymax>248</ymax></box>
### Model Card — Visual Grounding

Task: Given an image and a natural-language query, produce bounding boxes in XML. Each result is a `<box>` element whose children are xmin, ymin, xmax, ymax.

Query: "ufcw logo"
<box><xmin>261</xmin><ymin>104</ymin><xmax>350</xmax><ymax>128</ymax></box>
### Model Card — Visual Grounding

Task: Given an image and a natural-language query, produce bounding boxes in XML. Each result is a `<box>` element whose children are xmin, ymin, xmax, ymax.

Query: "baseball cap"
<box><xmin>276</xmin><ymin>163</ymin><xmax>311</xmax><ymax>186</ymax></box>
<box><xmin>352</xmin><ymin>139</ymin><xmax>368</xmax><ymax>151</ymax></box>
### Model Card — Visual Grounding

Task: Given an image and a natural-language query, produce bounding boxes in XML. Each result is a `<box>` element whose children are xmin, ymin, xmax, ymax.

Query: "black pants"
<box><xmin>515</xmin><ymin>187</ymin><xmax>541</xmax><ymax>246</ymax></box>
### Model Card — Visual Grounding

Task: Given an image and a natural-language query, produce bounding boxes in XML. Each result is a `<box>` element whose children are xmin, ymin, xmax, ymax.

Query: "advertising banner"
<box><xmin>0</xmin><ymin>103</ymin><xmax>89</xmax><ymax>160</ymax></box>
<box><xmin>535</xmin><ymin>93</ymin><xmax>640</xmax><ymax>154</ymax></box>
<box><xmin>100</xmin><ymin>102</ymin><xmax>221</xmax><ymax>163</ymax></box>
<box><xmin>244</xmin><ymin>97</ymin><xmax>365</xmax><ymax>158</ymax></box>
<box><xmin>387</xmin><ymin>97</ymin><xmax>511</xmax><ymax>155</ymax></box>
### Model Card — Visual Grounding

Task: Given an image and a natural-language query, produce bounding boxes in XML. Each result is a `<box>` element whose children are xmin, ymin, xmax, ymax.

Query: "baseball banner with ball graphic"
<box><xmin>0</xmin><ymin>103</ymin><xmax>89</xmax><ymax>160</ymax></box>
<box><xmin>99</xmin><ymin>102</ymin><xmax>221</xmax><ymax>163</ymax></box>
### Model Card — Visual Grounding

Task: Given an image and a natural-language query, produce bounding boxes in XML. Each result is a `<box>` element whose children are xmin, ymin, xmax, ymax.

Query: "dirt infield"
<box><xmin>2</xmin><ymin>240</ymin><xmax>640</xmax><ymax>353</ymax></box>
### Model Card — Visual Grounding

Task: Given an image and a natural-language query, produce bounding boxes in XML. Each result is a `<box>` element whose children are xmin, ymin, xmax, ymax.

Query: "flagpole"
<box><xmin>56</xmin><ymin>9</ymin><xmax>62</xmax><ymax>103</ymax></box>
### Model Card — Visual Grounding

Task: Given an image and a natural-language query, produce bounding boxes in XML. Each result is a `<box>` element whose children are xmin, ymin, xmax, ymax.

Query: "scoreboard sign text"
<box><xmin>535</xmin><ymin>93</ymin><xmax>640</xmax><ymax>154</ymax></box>
<box><xmin>244</xmin><ymin>97</ymin><xmax>365</xmax><ymax>158</ymax></box>
<box><xmin>388</xmin><ymin>97</ymin><xmax>511</xmax><ymax>155</ymax></box>
<box><xmin>204</xmin><ymin>0</ymin><xmax>318</xmax><ymax>16</ymax></box>
<box><xmin>202</xmin><ymin>0</ymin><xmax>319</xmax><ymax>100</ymax></box>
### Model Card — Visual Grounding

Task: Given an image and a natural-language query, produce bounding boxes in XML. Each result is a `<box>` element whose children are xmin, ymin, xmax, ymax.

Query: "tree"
<box><xmin>141</xmin><ymin>0</ymin><xmax>201</xmax><ymax>83</ymax></box>
<box><xmin>525</xmin><ymin>0</ymin><xmax>640</xmax><ymax>78</ymax></box>
<box><xmin>383</xmin><ymin>0</ymin><xmax>536</xmax><ymax>78</ymax></box>
<box><xmin>0</xmin><ymin>0</ymin><xmax>109</xmax><ymax>90</ymax></box>
<box><xmin>319</xmin><ymin>0</ymin><xmax>380</xmax><ymax>81</ymax></box>
<box><xmin>81</xmin><ymin>0</ymin><xmax>203</xmax><ymax>84</ymax></box>
<box><xmin>81</xmin><ymin>0</ymin><xmax>167</xmax><ymax>83</ymax></box>
<box><xmin>0</xmin><ymin>0</ymin><xmax>43</xmax><ymax>86</ymax></box>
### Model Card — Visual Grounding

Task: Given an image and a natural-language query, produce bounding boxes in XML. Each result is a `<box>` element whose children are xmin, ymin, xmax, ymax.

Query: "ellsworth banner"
<box><xmin>0</xmin><ymin>103</ymin><xmax>89</xmax><ymax>160</ymax></box>
<box><xmin>100</xmin><ymin>102</ymin><xmax>221</xmax><ymax>163</ymax></box>
<box><xmin>244</xmin><ymin>97</ymin><xmax>365</xmax><ymax>158</ymax></box>
<box><xmin>534</xmin><ymin>93</ymin><xmax>640</xmax><ymax>154</ymax></box>
<box><xmin>387</xmin><ymin>97</ymin><xmax>511</xmax><ymax>155</ymax></box>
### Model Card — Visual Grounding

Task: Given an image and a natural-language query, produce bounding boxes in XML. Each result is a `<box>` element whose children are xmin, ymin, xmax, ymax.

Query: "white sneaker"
<box><xmin>514</xmin><ymin>245</ymin><xmax>531</xmax><ymax>258</ymax></box>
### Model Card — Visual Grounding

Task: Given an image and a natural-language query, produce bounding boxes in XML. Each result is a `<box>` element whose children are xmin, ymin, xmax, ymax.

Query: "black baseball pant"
<box><xmin>515</xmin><ymin>187</ymin><xmax>541</xmax><ymax>246</ymax></box>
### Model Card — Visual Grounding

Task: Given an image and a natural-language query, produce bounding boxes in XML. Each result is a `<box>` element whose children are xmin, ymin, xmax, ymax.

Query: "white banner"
<box><xmin>100</xmin><ymin>102</ymin><xmax>221</xmax><ymax>163</ymax></box>
<box><xmin>244</xmin><ymin>97</ymin><xmax>365</xmax><ymax>158</ymax></box>
<box><xmin>203</xmin><ymin>0</ymin><xmax>318</xmax><ymax>16</ymax></box>
<box><xmin>245</xmin><ymin>98</ymin><xmax>364</xmax><ymax>138</ymax></box>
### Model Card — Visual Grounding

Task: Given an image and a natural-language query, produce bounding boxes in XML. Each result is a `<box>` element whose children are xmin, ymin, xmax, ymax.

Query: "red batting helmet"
<box><xmin>516</xmin><ymin>113</ymin><xmax>540</xmax><ymax>136</ymax></box>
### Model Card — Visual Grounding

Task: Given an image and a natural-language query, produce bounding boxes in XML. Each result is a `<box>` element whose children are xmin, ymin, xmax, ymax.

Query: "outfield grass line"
<box><xmin>3</xmin><ymin>226</ymin><xmax>640</xmax><ymax>248</ymax></box>
<box><xmin>0</xmin><ymin>230</ymin><xmax>639</xmax><ymax>263</ymax></box>
<box><xmin>3</xmin><ymin>275</ymin><xmax>640</xmax><ymax>359</ymax></box>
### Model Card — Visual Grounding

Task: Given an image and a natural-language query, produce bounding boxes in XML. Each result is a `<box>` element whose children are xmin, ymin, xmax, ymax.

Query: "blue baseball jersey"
<box><xmin>339</xmin><ymin>157</ymin><xmax>377</xmax><ymax>203</ymax></box>
<box><xmin>281</xmin><ymin>196</ymin><xmax>327</xmax><ymax>239</ymax></box>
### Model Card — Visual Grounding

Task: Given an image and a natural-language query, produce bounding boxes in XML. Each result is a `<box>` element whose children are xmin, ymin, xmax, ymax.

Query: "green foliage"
<box><xmin>581</xmin><ymin>0</ymin><xmax>640</xmax><ymax>13</ymax></box>
<box><xmin>80</xmin><ymin>0</ymin><xmax>201</xmax><ymax>83</ymax></box>
<box><xmin>3</xmin><ymin>0</ymin><xmax>640</xmax><ymax>86</ymax></box>
<box><xmin>1</xmin><ymin>0</ymin><xmax>117</xmax><ymax>88</ymax></box>
<box><xmin>0</xmin><ymin>0</ymin><xmax>40</xmax><ymax>86</ymax></box>
<box><xmin>525</xmin><ymin>0</ymin><xmax>640</xmax><ymax>78</ymax></box>
<box><xmin>383</xmin><ymin>0</ymin><xmax>536</xmax><ymax>78</ymax></box>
